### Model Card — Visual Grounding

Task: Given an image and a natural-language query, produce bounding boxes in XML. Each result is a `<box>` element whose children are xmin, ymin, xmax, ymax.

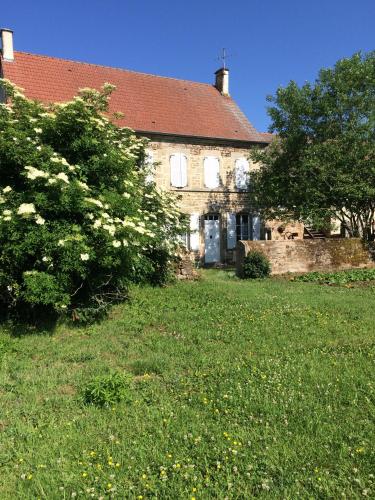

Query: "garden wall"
<box><xmin>236</xmin><ymin>238</ymin><xmax>374</xmax><ymax>276</ymax></box>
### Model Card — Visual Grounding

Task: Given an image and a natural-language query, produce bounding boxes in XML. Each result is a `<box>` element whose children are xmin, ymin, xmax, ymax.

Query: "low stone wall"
<box><xmin>236</xmin><ymin>238</ymin><xmax>374</xmax><ymax>276</ymax></box>
<box><xmin>175</xmin><ymin>251</ymin><xmax>200</xmax><ymax>280</ymax></box>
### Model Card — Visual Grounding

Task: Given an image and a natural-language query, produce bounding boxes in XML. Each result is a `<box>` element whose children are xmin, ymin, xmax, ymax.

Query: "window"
<box><xmin>232</xmin><ymin>213</ymin><xmax>261</xmax><ymax>242</ymax></box>
<box><xmin>235</xmin><ymin>158</ymin><xmax>250</xmax><ymax>190</ymax></box>
<box><xmin>236</xmin><ymin>213</ymin><xmax>251</xmax><ymax>240</ymax></box>
<box><xmin>204</xmin><ymin>157</ymin><xmax>220</xmax><ymax>189</ymax></box>
<box><xmin>170</xmin><ymin>153</ymin><xmax>187</xmax><ymax>188</ymax></box>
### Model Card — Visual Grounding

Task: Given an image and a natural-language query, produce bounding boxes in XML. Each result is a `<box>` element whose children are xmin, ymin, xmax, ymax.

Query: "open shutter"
<box><xmin>170</xmin><ymin>154</ymin><xmax>179</xmax><ymax>187</ymax></box>
<box><xmin>170</xmin><ymin>154</ymin><xmax>187</xmax><ymax>188</ymax></box>
<box><xmin>180</xmin><ymin>154</ymin><xmax>187</xmax><ymax>187</ymax></box>
<box><xmin>252</xmin><ymin>215</ymin><xmax>261</xmax><ymax>240</ymax></box>
<box><xmin>204</xmin><ymin>157</ymin><xmax>220</xmax><ymax>189</ymax></box>
<box><xmin>190</xmin><ymin>213</ymin><xmax>200</xmax><ymax>251</ymax></box>
<box><xmin>235</xmin><ymin>158</ymin><xmax>250</xmax><ymax>189</ymax></box>
<box><xmin>145</xmin><ymin>150</ymin><xmax>154</xmax><ymax>184</ymax></box>
<box><xmin>227</xmin><ymin>213</ymin><xmax>237</xmax><ymax>249</ymax></box>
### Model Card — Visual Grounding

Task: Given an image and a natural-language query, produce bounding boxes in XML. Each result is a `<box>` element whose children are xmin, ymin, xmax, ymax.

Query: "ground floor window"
<box><xmin>227</xmin><ymin>212</ymin><xmax>261</xmax><ymax>250</ymax></box>
<box><xmin>236</xmin><ymin>213</ymin><xmax>251</xmax><ymax>240</ymax></box>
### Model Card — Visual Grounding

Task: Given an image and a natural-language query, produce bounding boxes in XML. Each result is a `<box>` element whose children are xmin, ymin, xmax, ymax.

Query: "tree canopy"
<box><xmin>250</xmin><ymin>52</ymin><xmax>375</xmax><ymax>238</ymax></box>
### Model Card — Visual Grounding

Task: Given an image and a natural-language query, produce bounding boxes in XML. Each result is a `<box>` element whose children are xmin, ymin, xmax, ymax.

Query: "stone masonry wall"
<box><xmin>236</xmin><ymin>238</ymin><xmax>374</xmax><ymax>276</ymax></box>
<box><xmin>148</xmin><ymin>137</ymin><xmax>303</xmax><ymax>263</ymax></box>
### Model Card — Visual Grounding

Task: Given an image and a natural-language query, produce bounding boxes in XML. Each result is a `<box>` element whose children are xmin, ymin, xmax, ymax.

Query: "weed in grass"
<box><xmin>82</xmin><ymin>371</ymin><xmax>132</xmax><ymax>407</ymax></box>
<box><xmin>131</xmin><ymin>358</ymin><xmax>165</xmax><ymax>376</ymax></box>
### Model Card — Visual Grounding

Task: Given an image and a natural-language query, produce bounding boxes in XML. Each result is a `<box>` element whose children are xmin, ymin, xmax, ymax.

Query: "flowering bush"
<box><xmin>0</xmin><ymin>80</ymin><xmax>184</xmax><ymax>321</ymax></box>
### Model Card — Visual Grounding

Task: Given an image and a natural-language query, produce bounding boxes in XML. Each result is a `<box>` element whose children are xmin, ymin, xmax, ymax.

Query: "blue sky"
<box><xmin>2</xmin><ymin>0</ymin><xmax>374</xmax><ymax>132</ymax></box>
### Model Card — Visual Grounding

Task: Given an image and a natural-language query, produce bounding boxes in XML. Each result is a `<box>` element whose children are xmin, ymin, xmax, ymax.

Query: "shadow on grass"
<box><xmin>0</xmin><ymin>305</ymin><xmax>58</xmax><ymax>337</ymax></box>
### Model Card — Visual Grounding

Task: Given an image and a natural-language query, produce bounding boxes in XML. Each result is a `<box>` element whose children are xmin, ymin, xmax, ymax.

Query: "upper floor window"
<box><xmin>170</xmin><ymin>153</ymin><xmax>187</xmax><ymax>188</ymax></box>
<box><xmin>235</xmin><ymin>158</ymin><xmax>250</xmax><ymax>190</ymax></box>
<box><xmin>204</xmin><ymin>156</ymin><xmax>220</xmax><ymax>189</ymax></box>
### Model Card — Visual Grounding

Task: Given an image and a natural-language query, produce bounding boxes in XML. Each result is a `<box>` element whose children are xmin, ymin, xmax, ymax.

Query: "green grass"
<box><xmin>0</xmin><ymin>270</ymin><xmax>375</xmax><ymax>498</ymax></box>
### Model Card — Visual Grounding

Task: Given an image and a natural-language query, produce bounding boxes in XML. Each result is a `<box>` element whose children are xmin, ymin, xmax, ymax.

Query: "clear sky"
<box><xmin>2</xmin><ymin>0</ymin><xmax>374</xmax><ymax>132</ymax></box>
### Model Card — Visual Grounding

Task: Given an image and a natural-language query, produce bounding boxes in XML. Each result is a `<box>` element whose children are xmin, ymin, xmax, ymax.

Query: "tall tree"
<box><xmin>250</xmin><ymin>52</ymin><xmax>375</xmax><ymax>239</ymax></box>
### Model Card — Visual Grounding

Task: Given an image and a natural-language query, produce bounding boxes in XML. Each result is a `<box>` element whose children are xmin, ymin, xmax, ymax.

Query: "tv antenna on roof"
<box><xmin>217</xmin><ymin>48</ymin><xmax>231</xmax><ymax>69</ymax></box>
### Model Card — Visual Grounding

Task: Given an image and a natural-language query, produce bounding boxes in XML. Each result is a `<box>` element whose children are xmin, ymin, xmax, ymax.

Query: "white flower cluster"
<box><xmin>17</xmin><ymin>203</ymin><xmax>36</xmax><ymax>216</ymax></box>
<box><xmin>25</xmin><ymin>166</ymin><xmax>49</xmax><ymax>180</ymax></box>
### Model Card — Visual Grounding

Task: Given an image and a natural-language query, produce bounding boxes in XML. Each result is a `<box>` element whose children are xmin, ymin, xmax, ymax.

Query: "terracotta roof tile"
<box><xmin>258</xmin><ymin>132</ymin><xmax>274</xmax><ymax>143</ymax></box>
<box><xmin>1</xmin><ymin>51</ymin><xmax>268</xmax><ymax>143</ymax></box>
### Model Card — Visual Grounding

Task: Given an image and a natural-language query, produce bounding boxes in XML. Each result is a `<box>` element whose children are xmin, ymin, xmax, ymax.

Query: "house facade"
<box><xmin>0</xmin><ymin>28</ymin><xmax>303</xmax><ymax>264</ymax></box>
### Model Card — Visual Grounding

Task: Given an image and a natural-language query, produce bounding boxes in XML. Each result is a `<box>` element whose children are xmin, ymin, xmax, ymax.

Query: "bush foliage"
<box><xmin>292</xmin><ymin>267</ymin><xmax>375</xmax><ymax>285</ymax></box>
<box><xmin>242</xmin><ymin>250</ymin><xmax>271</xmax><ymax>279</ymax></box>
<box><xmin>0</xmin><ymin>80</ymin><xmax>184</xmax><ymax>321</ymax></box>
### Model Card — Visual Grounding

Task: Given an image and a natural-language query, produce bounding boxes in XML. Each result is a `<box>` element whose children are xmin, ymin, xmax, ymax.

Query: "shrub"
<box><xmin>292</xmin><ymin>268</ymin><xmax>375</xmax><ymax>285</ymax></box>
<box><xmin>82</xmin><ymin>371</ymin><xmax>132</xmax><ymax>407</ymax></box>
<box><xmin>0</xmin><ymin>80</ymin><xmax>185</xmax><ymax>321</ymax></box>
<box><xmin>242</xmin><ymin>250</ymin><xmax>271</xmax><ymax>279</ymax></box>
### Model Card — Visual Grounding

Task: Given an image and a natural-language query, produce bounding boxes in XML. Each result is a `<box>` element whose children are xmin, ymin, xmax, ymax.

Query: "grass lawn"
<box><xmin>0</xmin><ymin>270</ymin><xmax>374</xmax><ymax>499</ymax></box>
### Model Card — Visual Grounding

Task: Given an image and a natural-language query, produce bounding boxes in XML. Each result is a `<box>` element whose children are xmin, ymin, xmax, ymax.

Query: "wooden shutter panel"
<box><xmin>227</xmin><ymin>213</ymin><xmax>237</xmax><ymax>249</ymax></box>
<box><xmin>235</xmin><ymin>158</ymin><xmax>249</xmax><ymax>189</ymax></box>
<box><xmin>252</xmin><ymin>215</ymin><xmax>261</xmax><ymax>240</ymax></box>
<box><xmin>180</xmin><ymin>154</ymin><xmax>187</xmax><ymax>187</ymax></box>
<box><xmin>170</xmin><ymin>154</ymin><xmax>179</xmax><ymax>187</ymax></box>
<box><xmin>170</xmin><ymin>154</ymin><xmax>187</xmax><ymax>188</ymax></box>
<box><xmin>204</xmin><ymin>157</ymin><xmax>220</xmax><ymax>188</ymax></box>
<box><xmin>190</xmin><ymin>213</ymin><xmax>200</xmax><ymax>251</ymax></box>
<box><xmin>145</xmin><ymin>150</ymin><xmax>154</xmax><ymax>184</ymax></box>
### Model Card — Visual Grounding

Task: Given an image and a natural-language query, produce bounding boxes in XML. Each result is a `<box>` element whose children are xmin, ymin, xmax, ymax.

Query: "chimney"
<box><xmin>1</xmin><ymin>28</ymin><xmax>14</xmax><ymax>62</ymax></box>
<box><xmin>215</xmin><ymin>68</ymin><xmax>229</xmax><ymax>96</ymax></box>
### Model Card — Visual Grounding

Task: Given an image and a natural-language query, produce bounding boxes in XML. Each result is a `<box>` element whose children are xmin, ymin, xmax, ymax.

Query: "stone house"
<box><xmin>0</xmin><ymin>28</ymin><xmax>303</xmax><ymax>264</ymax></box>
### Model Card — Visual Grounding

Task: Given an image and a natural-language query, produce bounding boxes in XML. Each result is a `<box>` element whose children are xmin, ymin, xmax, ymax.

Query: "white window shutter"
<box><xmin>227</xmin><ymin>213</ymin><xmax>237</xmax><ymax>249</ymax></box>
<box><xmin>204</xmin><ymin>157</ymin><xmax>220</xmax><ymax>189</ymax></box>
<box><xmin>177</xmin><ymin>232</ymin><xmax>189</xmax><ymax>248</ymax></box>
<box><xmin>252</xmin><ymin>215</ymin><xmax>261</xmax><ymax>240</ymax></box>
<box><xmin>180</xmin><ymin>154</ymin><xmax>187</xmax><ymax>187</ymax></box>
<box><xmin>145</xmin><ymin>150</ymin><xmax>154</xmax><ymax>184</ymax></box>
<box><xmin>190</xmin><ymin>213</ymin><xmax>200</xmax><ymax>251</ymax></box>
<box><xmin>235</xmin><ymin>158</ymin><xmax>250</xmax><ymax>189</ymax></box>
<box><xmin>170</xmin><ymin>154</ymin><xmax>187</xmax><ymax>188</ymax></box>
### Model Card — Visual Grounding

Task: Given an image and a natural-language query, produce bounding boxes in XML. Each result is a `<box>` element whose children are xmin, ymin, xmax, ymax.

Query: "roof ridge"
<box><xmin>13</xmin><ymin>51</ymin><xmax>216</xmax><ymax>88</ymax></box>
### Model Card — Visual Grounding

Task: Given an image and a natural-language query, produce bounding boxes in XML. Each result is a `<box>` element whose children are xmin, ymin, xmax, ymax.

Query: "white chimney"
<box><xmin>1</xmin><ymin>28</ymin><xmax>14</xmax><ymax>62</ymax></box>
<box><xmin>215</xmin><ymin>68</ymin><xmax>229</xmax><ymax>96</ymax></box>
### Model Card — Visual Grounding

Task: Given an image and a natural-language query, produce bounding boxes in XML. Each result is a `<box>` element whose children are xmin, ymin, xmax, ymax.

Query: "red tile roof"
<box><xmin>259</xmin><ymin>132</ymin><xmax>274</xmax><ymax>142</ymax></box>
<box><xmin>1</xmin><ymin>51</ymin><xmax>270</xmax><ymax>143</ymax></box>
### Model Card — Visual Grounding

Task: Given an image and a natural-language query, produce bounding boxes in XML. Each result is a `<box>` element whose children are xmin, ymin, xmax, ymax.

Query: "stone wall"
<box><xmin>236</xmin><ymin>238</ymin><xmax>374</xmax><ymax>276</ymax></box>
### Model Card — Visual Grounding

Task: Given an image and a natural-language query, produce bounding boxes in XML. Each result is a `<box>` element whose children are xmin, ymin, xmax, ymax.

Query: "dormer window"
<box><xmin>170</xmin><ymin>153</ymin><xmax>188</xmax><ymax>188</ymax></box>
<box><xmin>204</xmin><ymin>156</ymin><xmax>220</xmax><ymax>189</ymax></box>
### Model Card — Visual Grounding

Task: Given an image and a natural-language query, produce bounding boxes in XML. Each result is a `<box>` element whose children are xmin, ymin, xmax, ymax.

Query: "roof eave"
<box><xmin>133</xmin><ymin>129</ymin><xmax>270</xmax><ymax>147</ymax></box>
